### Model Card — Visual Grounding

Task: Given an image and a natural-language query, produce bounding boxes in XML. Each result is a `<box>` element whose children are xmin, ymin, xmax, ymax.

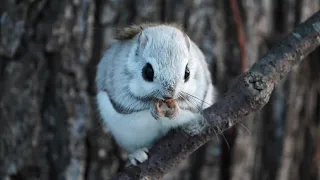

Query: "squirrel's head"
<box><xmin>123</xmin><ymin>24</ymin><xmax>198</xmax><ymax>102</ymax></box>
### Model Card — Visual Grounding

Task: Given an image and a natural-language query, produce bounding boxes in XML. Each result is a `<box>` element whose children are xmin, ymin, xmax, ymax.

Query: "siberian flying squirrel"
<box><xmin>96</xmin><ymin>23</ymin><xmax>216</xmax><ymax>165</ymax></box>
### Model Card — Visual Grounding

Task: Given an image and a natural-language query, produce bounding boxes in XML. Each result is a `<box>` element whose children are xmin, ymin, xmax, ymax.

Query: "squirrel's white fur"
<box><xmin>96</xmin><ymin>23</ymin><xmax>216</xmax><ymax>165</ymax></box>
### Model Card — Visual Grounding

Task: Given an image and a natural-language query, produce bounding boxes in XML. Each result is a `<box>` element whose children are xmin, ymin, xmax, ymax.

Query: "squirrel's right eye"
<box><xmin>142</xmin><ymin>63</ymin><xmax>154</xmax><ymax>82</ymax></box>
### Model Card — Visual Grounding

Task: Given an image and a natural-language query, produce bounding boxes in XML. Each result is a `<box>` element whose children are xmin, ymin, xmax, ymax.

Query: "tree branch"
<box><xmin>111</xmin><ymin>10</ymin><xmax>320</xmax><ymax>180</ymax></box>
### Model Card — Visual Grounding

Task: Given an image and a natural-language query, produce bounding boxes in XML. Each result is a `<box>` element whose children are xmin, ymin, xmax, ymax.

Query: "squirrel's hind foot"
<box><xmin>128</xmin><ymin>147</ymin><xmax>149</xmax><ymax>166</ymax></box>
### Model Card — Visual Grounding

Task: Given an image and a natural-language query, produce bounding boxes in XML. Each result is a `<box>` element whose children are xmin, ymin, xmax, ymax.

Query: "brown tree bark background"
<box><xmin>0</xmin><ymin>1</ymin><xmax>319</xmax><ymax>180</ymax></box>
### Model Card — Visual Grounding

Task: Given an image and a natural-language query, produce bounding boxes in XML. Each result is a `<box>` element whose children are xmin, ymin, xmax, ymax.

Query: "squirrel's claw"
<box><xmin>128</xmin><ymin>148</ymin><xmax>149</xmax><ymax>166</ymax></box>
<box><xmin>151</xmin><ymin>101</ymin><xmax>164</xmax><ymax>120</ymax></box>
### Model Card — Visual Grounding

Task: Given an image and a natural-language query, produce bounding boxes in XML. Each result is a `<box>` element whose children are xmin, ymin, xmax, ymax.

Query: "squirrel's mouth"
<box><xmin>151</xmin><ymin>99</ymin><xmax>179</xmax><ymax>120</ymax></box>
<box><xmin>150</xmin><ymin>97</ymin><xmax>201</xmax><ymax>120</ymax></box>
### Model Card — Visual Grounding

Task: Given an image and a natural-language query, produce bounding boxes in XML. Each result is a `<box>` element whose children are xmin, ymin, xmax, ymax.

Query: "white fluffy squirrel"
<box><xmin>96</xmin><ymin>23</ymin><xmax>216</xmax><ymax>165</ymax></box>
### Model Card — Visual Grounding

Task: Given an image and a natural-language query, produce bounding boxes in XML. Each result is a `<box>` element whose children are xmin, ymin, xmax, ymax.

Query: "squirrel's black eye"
<box><xmin>142</xmin><ymin>63</ymin><xmax>154</xmax><ymax>82</ymax></box>
<box><xmin>184</xmin><ymin>64</ymin><xmax>190</xmax><ymax>82</ymax></box>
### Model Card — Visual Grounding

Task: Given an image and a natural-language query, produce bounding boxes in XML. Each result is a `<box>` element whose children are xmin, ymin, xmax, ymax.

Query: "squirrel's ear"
<box><xmin>183</xmin><ymin>33</ymin><xmax>191</xmax><ymax>51</ymax></box>
<box><xmin>136</xmin><ymin>30</ymin><xmax>148</xmax><ymax>55</ymax></box>
<box><xmin>138</xmin><ymin>30</ymin><xmax>148</xmax><ymax>48</ymax></box>
<box><xmin>136</xmin><ymin>31</ymin><xmax>148</xmax><ymax>55</ymax></box>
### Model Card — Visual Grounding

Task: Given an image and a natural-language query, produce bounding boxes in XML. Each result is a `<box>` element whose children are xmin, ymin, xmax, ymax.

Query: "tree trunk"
<box><xmin>0</xmin><ymin>0</ymin><xmax>319</xmax><ymax>180</ymax></box>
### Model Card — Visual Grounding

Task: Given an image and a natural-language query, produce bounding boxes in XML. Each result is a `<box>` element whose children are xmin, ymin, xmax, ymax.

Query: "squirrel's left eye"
<box><xmin>142</xmin><ymin>63</ymin><xmax>154</xmax><ymax>82</ymax></box>
<box><xmin>184</xmin><ymin>64</ymin><xmax>190</xmax><ymax>82</ymax></box>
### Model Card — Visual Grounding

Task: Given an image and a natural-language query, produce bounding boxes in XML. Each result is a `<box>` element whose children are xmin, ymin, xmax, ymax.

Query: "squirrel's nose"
<box><xmin>162</xmin><ymin>84</ymin><xmax>176</xmax><ymax>99</ymax></box>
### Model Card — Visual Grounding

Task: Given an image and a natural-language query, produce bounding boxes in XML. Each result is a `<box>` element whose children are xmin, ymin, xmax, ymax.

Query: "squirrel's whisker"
<box><xmin>237</xmin><ymin>121</ymin><xmax>252</xmax><ymax>135</ymax></box>
<box><xmin>181</xmin><ymin>91</ymin><xmax>212</xmax><ymax>106</ymax></box>
<box><xmin>220</xmin><ymin>132</ymin><xmax>231</xmax><ymax>151</ymax></box>
<box><xmin>178</xmin><ymin>93</ymin><xmax>203</xmax><ymax>114</ymax></box>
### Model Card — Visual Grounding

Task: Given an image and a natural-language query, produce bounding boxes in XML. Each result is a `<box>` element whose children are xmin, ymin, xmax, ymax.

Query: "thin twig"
<box><xmin>230</xmin><ymin>0</ymin><xmax>248</xmax><ymax>72</ymax></box>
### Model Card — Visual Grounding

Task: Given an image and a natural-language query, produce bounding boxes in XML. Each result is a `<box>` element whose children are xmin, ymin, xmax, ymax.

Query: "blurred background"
<box><xmin>1</xmin><ymin>0</ymin><xmax>320</xmax><ymax>180</ymax></box>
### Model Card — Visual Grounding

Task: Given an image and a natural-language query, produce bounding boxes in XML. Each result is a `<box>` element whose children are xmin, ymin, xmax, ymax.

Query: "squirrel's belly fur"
<box><xmin>97</xmin><ymin>90</ymin><xmax>203</xmax><ymax>153</ymax></box>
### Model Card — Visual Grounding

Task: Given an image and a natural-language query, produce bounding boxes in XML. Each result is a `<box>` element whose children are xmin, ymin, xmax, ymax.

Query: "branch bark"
<box><xmin>111</xmin><ymin>10</ymin><xmax>320</xmax><ymax>180</ymax></box>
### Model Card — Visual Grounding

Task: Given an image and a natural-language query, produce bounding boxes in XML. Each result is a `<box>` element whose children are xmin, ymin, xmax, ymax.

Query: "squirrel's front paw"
<box><xmin>128</xmin><ymin>148</ymin><xmax>149</xmax><ymax>166</ymax></box>
<box><xmin>151</xmin><ymin>100</ymin><xmax>179</xmax><ymax>120</ymax></box>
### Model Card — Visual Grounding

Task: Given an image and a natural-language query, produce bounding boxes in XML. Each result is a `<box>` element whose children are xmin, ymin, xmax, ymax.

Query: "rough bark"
<box><xmin>1</xmin><ymin>1</ymin><xmax>320</xmax><ymax>180</ymax></box>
